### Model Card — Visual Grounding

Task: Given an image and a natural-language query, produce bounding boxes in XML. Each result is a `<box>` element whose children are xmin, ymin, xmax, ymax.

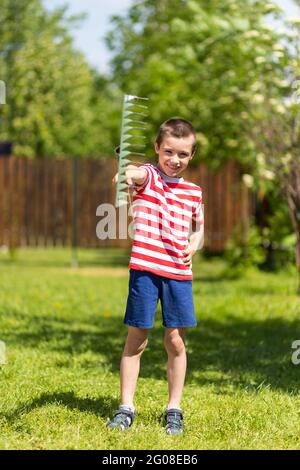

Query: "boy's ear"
<box><xmin>191</xmin><ymin>144</ymin><xmax>197</xmax><ymax>158</ymax></box>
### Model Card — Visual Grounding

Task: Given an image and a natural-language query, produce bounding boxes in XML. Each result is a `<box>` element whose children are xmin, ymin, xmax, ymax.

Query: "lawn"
<box><xmin>0</xmin><ymin>247</ymin><xmax>299</xmax><ymax>450</ymax></box>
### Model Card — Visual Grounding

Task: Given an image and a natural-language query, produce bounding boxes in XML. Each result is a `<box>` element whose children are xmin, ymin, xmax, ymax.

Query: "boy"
<box><xmin>107</xmin><ymin>118</ymin><xmax>204</xmax><ymax>435</ymax></box>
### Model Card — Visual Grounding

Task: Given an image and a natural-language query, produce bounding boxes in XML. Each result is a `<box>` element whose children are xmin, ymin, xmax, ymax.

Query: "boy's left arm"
<box><xmin>182</xmin><ymin>224</ymin><xmax>204</xmax><ymax>267</ymax></box>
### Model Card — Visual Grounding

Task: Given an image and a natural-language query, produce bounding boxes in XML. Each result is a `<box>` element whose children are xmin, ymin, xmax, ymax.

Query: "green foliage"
<box><xmin>89</xmin><ymin>75</ymin><xmax>122</xmax><ymax>157</ymax></box>
<box><xmin>262</xmin><ymin>230</ymin><xmax>296</xmax><ymax>271</ymax></box>
<box><xmin>0</xmin><ymin>0</ymin><xmax>120</xmax><ymax>157</ymax></box>
<box><xmin>224</xmin><ymin>223</ymin><xmax>265</xmax><ymax>277</ymax></box>
<box><xmin>225</xmin><ymin>186</ymin><xmax>296</xmax><ymax>273</ymax></box>
<box><xmin>257</xmin><ymin>186</ymin><xmax>296</xmax><ymax>270</ymax></box>
<box><xmin>106</xmin><ymin>0</ymin><xmax>285</xmax><ymax>167</ymax></box>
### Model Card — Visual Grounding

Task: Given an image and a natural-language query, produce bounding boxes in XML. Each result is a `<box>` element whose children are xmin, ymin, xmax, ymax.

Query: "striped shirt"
<box><xmin>128</xmin><ymin>163</ymin><xmax>204</xmax><ymax>280</ymax></box>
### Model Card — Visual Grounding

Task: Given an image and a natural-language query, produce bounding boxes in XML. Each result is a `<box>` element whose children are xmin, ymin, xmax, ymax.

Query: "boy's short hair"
<box><xmin>155</xmin><ymin>118</ymin><xmax>197</xmax><ymax>155</ymax></box>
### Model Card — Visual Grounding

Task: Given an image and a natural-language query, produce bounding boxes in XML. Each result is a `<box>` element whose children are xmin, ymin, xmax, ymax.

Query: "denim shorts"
<box><xmin>124</xmin><ymin>269</ymin><xmax>197</xmax><ymax>329</ymax></box>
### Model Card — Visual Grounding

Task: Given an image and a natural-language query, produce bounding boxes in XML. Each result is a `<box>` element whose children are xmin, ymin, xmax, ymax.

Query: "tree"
<box><xmin>244</xmin><ymin>8</ymin><xmax>300</xmax><ymax>293</ymax></box>
<box><xmin>0</xmin><ymin>0</ymin><xmax>119</xmax><ymax>157</ymax></box>
<box><xmin>105</xmin><ymin>0</ymin><xmax>284</xmax><ymax>167</ymax></box>
<box><xmin>89</xmin><ymin>73</ymin><xmax>123</xmax><ymax>157</ymax></box>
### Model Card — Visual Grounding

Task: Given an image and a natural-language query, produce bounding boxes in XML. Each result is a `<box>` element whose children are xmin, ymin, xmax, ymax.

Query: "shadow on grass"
<box><xmin>186</xmin><ymin>317</ymin><xmax>300</xmax><ymax>393</ymax></box>
<box><xmin>1</xmin><ymin>391</ymin><xmax>119</xmax><ymax>424</ymax></box>
<box><xmin>2</xmin><ymin>310</ymin><xmax>300</xmax><ymax>395</ymax></box>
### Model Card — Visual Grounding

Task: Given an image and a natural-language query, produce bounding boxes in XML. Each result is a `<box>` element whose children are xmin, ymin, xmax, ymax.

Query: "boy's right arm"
<box><xmin>112</xmin><ymin>165</ymin><xmax>147</xmax><ymax>188</ymax></box>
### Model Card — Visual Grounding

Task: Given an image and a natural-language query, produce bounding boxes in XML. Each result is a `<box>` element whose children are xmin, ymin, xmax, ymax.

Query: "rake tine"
<box><xmin>125</xmin><ymin>95</ymin><xmax>149</xmax><ymax>102</ymax></box>
<box><xmin>123</xmin><ymin>125</ymin><xmax>147</xmax><ymax>133</ymax></box>
<box><xmin>124</xmin><ymin>119</ymin><xmax>148</xmax><ymax>126</ymax></box>
<box><xmin>125</xmin><ymin>102</ymin><xmax>148</xmax><ymax>110</ymax></box>
<box><xmin>124</xmin><ymin>111</ymin><xmax>148</xmax><ymax>118</ymax></box>
<box><xmin>122</xmin><ymin>136</ymin><xmax>147</xmax><ymax>143</ymax></box>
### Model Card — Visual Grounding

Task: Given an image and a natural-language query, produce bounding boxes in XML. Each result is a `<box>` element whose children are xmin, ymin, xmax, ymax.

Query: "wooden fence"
<box><xmin>0</xmin><ymin>156</ymin><xmax>252</xmax><ymax>252</ymax></box>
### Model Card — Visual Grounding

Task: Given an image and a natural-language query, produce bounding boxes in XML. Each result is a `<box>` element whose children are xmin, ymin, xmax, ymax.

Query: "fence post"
<box><xmin>71</xmin><ymin>157</ymin><xmax>79</xmax><ymax>267</ymax></box>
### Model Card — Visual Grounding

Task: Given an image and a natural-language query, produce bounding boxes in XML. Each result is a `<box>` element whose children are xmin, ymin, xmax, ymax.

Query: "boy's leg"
<box><xmin>164</xmin><ymin>327</ymin><xmax>187</xmax><ymax>410</ymax></box>
<box><xmin>120</xmin><ymin>326</ymin><xmax>149</xmax><ymax>408</ymax></box>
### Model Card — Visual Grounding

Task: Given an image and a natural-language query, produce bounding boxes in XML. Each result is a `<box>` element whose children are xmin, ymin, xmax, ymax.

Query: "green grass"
<box><xmin>0</xmin><ymin>247</ymin><xmax>299</xmax><ymax>449</ymax></box>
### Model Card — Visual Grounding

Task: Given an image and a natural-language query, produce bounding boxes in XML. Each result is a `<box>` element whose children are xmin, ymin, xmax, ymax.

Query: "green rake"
<box><xmin>115</xmin><ymin>94</ymin><xmax>149</xmax><ymax>207</ymax></box>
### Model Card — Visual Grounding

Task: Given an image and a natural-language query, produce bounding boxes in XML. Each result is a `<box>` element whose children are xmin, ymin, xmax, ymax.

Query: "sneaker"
<box><xmin>106</xmin><ymin>409</ymin><xmax>134</xmax><ymax>431</ymax></box>
<box><xmin>164</xmin><ymin>408</ymin><xmax>184</xmax><ymax>435</ymax></box>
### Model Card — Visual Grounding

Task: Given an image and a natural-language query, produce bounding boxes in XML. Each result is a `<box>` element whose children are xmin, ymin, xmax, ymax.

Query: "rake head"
<box><xmin>115</xmin><ymin>94</ymin><xmax>149</xmax><ymax>207</ymax></box>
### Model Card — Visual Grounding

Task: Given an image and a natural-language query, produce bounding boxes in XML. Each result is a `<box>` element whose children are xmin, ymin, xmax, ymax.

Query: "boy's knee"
<box><xmin>124</xmin><ymin>333</ymin><xmax>148</xmax><ymax>356</ymax></box>
<box><xmin>164</xmin><ymin>334</ymin><xmax>185</xmax><ymax>356</ymax></box>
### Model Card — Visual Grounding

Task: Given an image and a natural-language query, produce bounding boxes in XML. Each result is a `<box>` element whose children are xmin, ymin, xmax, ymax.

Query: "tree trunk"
<box><xmin>286</xmin><ymin>191</ymin><xmax>300</xmax><ymax>295</ymax></box>
<box><xmin>296</xmin><ymin>238</ymin><xmax>300</xmax><ymax>296</ymax></box>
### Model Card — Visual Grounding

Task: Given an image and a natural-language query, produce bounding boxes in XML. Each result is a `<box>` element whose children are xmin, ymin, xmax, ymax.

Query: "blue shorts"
<box><xmin>124</xmin><ymin>269</ymin><xmax>197</xmax><ymax>329</ymax></box>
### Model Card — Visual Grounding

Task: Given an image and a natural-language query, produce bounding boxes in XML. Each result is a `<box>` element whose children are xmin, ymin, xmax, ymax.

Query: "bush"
<box><xmin>224</xmin><ymin>220</ymin><xmax>296</xmax><ymax>277</ymax></box>
<box><xmin>224</xmin><ymin>223</ymin><xmax>265</xmax><ymax>277</ymax></box>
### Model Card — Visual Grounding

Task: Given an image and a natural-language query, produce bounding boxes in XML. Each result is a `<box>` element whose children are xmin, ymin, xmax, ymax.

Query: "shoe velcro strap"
<box><xmin>115</xmin><ymin>410</ymin><xmax>134</xmax><ymax>424</ymax></box>
<box><xmin>166</xmin><ymin>410</ymin><xmax>183</xmax><ymax>420</ymax></box>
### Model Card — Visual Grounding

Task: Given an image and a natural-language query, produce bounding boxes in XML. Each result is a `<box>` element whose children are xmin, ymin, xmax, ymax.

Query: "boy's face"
<box><xmin>154</xmin><ymin>135</ymin><xmax>195</xmax><ymax>178</ymax></box>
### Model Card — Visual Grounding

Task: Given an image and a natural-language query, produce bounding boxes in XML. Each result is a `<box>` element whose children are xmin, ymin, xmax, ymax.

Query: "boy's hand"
<box><xmin>111</xmin><ymin>168</ymin><xmax>135</xmax><ymax>188</ymax></box>
<box><xmin>112</xmin><ymin>165</ymin><xmax>147</xmax><ymax>188</ymax></box>
<box><xmin>183</xmin><ymin>228</ymin><xmax>204</xmax><ymax>267</ymax></box>
<box><xmin>112</xmin><ymin>173</ymin><xmax>118</xmax><ymax>185</ymax></box>
<box><xmin>182</xmin><ymin>246</ymin><xmax>196</xmax><ymax>268</ymax></box>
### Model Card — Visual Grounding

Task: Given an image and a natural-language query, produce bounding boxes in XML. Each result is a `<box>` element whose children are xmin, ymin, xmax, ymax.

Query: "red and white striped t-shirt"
<box><xmin>128</xmin><ymin>163</ymin><xmax>204</xmax><ymax>280</ymax></box>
